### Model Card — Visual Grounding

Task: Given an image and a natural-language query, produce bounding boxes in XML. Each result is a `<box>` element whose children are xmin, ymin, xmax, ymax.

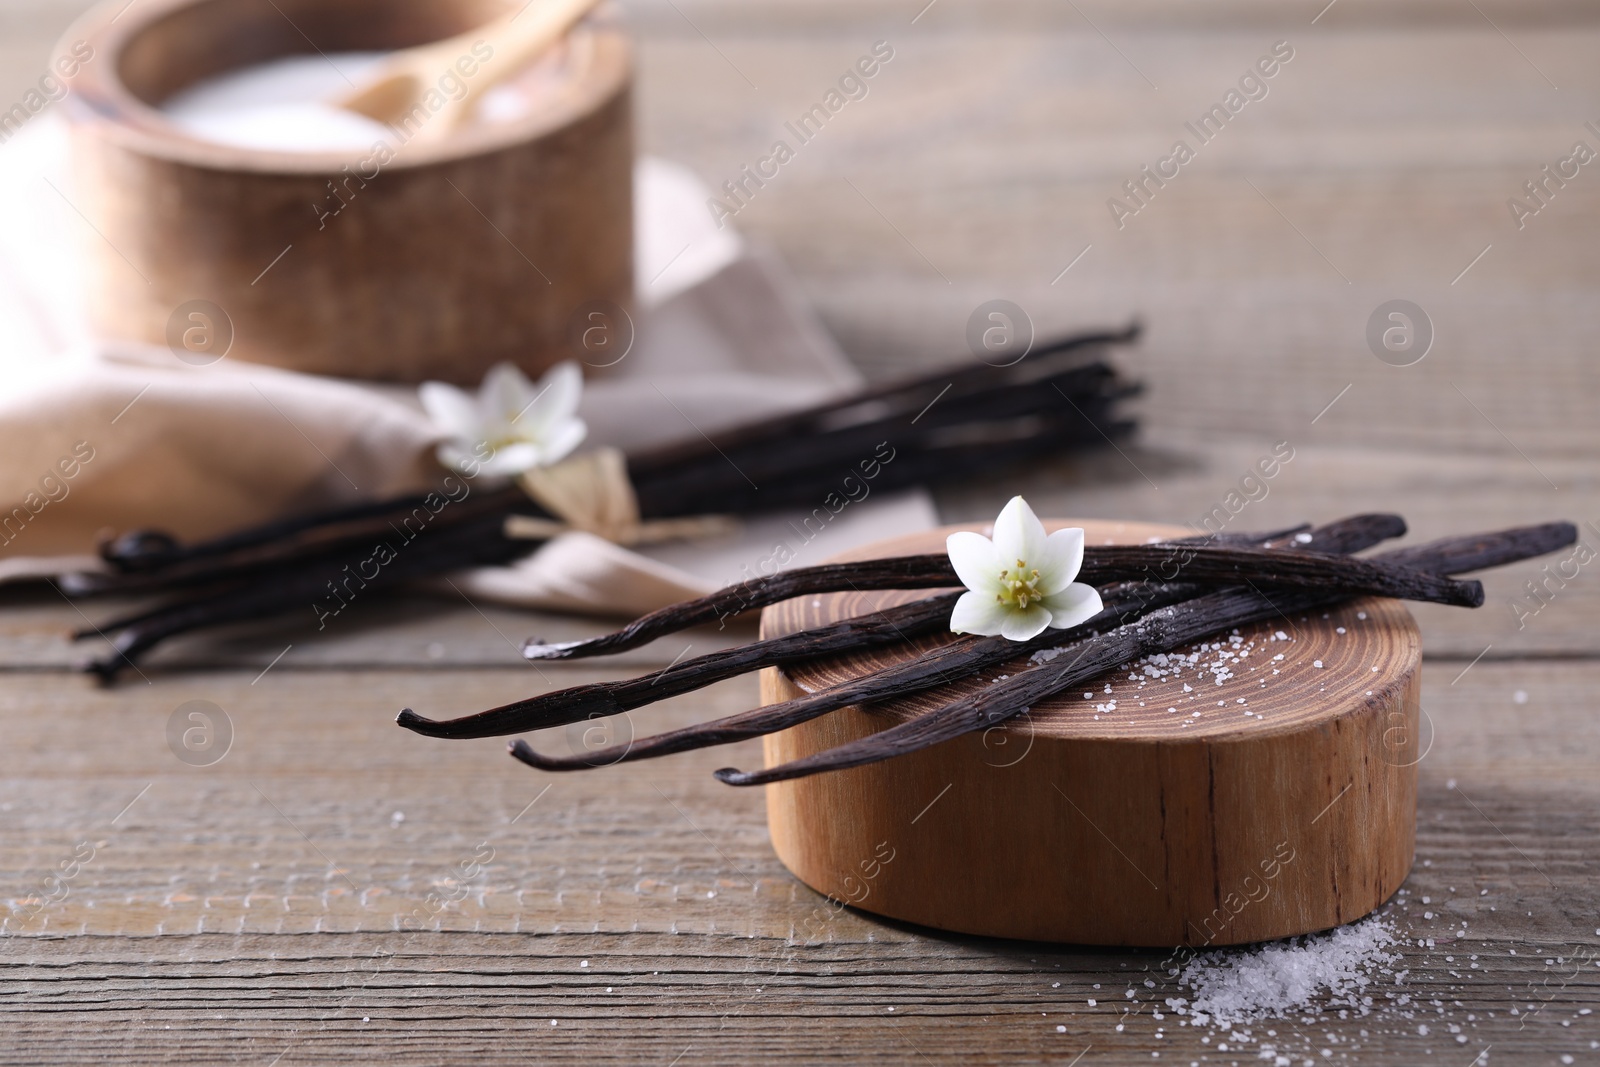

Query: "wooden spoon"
<box><xmin>335</xmin><ymin>0</ymin><xmax>605</xmax><ymax>139</ymax></box>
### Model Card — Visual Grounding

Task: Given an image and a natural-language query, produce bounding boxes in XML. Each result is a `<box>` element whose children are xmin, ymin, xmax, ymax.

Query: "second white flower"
<box><xmin>946</xmin><ymin>496</ymin><xmax>1104</xmax><ymax>642</ymax></box>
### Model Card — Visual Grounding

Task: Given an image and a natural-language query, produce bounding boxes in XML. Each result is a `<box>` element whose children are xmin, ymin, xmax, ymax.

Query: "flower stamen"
<box><xmin>997</xmin><ymin>559</ymin><xmax>1044</xmax><ymax>610</ymax></box>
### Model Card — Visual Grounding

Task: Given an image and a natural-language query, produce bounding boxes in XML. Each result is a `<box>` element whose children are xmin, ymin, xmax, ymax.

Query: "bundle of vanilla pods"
<box><xmin>65</xmin><ymin>326</ymin><xmax>1141</xmax><ymax>680</ymax></box>
<box><xmin>394</xmin><ymin>514</ymin><xmax>1576</xmax><ymax>785</ymax></box>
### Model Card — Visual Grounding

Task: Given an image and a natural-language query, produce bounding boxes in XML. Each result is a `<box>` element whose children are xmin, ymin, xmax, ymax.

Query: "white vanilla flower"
<box><xmin>420</xmin><ymin>361</ymin><xmax>587</xmax><ymax>478</ymax></box>
<box><xmin>946</xmin><ymin>496</ymin><xmax>1104</xmax><ymax>642</ymax></box>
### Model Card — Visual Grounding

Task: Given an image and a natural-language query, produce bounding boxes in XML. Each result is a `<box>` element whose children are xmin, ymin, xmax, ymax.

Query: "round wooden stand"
<box><xmin>760</xmin><ymin>520</ymin><xmax>1421</xmax><ymax>947</ymax></box>
<box><xmin>59</xmin><ymin>0</ymin><xmax>632</xmax><ymax>384</ymax></box>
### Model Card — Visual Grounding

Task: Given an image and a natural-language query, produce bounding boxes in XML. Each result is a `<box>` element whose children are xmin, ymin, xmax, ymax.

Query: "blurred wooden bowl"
<box><xmin>58</xmin><ymin>0</ymin><xmax>632</xmax><ymax>383</ymax></box>
<box><xmin>760</xmin><ymin>519</ymin><xmax>1421</xmax><ymax>947</ymax></box>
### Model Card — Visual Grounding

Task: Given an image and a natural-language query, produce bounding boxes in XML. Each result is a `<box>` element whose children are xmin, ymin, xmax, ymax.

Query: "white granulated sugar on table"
<box><xmin>1076</xmin><ymin>882</ymin><xmax>1526</xmax><ymax>1064</ymax></box>
<box><xmin>1168</xmin><ymin>917</ymin><xmax>1400</xmax><ymax>1031</ymax></box>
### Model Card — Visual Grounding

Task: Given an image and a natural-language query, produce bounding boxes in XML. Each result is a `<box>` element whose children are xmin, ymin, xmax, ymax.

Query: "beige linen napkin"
<box><xmin>0</xmin><ymin>120</ymin><xmax>936</xmax><ymax>612</ymax></box>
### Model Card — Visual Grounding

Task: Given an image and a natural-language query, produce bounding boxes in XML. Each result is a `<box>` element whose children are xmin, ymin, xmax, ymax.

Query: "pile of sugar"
<box><xmin>162</xmin><ymin>54</ymin><xmax>395</xmax><ymax>151</ymax></box>
<box><xmin>161</xmin><ymin>52</ymin><xmax>544</xmax><ymax>152</ymax></box>
<box><xmin>1168</xmin><ymin>917</ymin><xmax>1400</xmax><ymax>1031</ymax></box>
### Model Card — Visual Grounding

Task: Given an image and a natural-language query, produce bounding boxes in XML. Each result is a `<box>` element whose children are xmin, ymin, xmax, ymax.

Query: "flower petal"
<box><xmin>479</xmin><ymin>442</ymin><xmax>542</xmax><ymax>478</ymax></box>
<box><xmin>435</xmin><ymin>441</ymin><xmax>478</xmax><ymax>475</ymax></box>
<box><xmin>534</xmin><ymin>416</ymin><xmax>587</xmax><ymax>466</ymax></box>
<box><xmin>419</xmin><ymin>381</ymin><xmax>483</xmax><ymax>441</ymax></box>
<box><xmin>991</xmin><ymin>495</ymin><xmax>1045</xmax><ymax>570</ymax></box>
<box><xmin>946</xmin><ymin>530</ymin><xmax>1001</xmax><ymax>593</ymax></box>
<box><xmin>949</xmin><ymin>589</ymin><xmax>1009</xmax><ymax>636</ymax></box>
<box><xmin>999</xmin><ymin>603</ymin><xmax>1053</xmax><ymax>642</ymax></box>
<box><xmin>1035</xmin><ymin>526</ymin><xmax>1086</xmax><ymax>593</ymax></box>
<box><xmin>1043</xmin><ymin>582</ymin><xmax>1104</xmax><ymax>631</ymax></box>
<box><xmin>482</xmin><ymin>362</ymin><xmax>540</xmax><ymax>425</ymax></box>
<box><xmin>519</xmin><ymin>361</ymin><xmax>584</xmax><ymax>433</ymax></box>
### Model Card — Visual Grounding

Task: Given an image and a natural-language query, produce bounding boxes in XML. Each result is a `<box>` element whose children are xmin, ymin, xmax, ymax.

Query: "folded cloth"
<box><xmin>0</xmin><ymin>119</ymin><xmax>936</xmax><ymax>612</ymax></box>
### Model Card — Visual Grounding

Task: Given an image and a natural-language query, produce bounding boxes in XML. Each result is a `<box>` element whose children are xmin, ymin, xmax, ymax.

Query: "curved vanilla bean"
<box><xmin>427</xmin><ymin>516</ymin><xmax>1395</xmax><ymax>745</ymax></box>
<box><xmin>509</xmin><ymin>585</ymin><xmax>1178</xmax><ymax>773</ymax></box>
<box><xmin>77</xmin><ymin>512</ymin><xmax>527</xmax><ymax>681</ymax></box>
<box><xmin>715</xmin><ymin>585</ymin><xmax>1328</xmax><ymax>786</ymax></box>
<box><xmin>523</xmin><ymin>539</ymin><xmax>1478</xmax><ymax>661</ymax></box>
<box><xmin>497</xmin><ymin>515</ymin><xmax>1405</xmax><ymax>768</ymax></box>
<box><xmin>714</xmin><ymin>521</ymin><xmax>1575</xmax><ymax>786</ymax></box>
<box><xmin>410</xmin><ymin>523</ymin><xmax>1348</xmax><ymax>740</ymax></box>
<box><xmin>81</xmin><ymin>485</ymin><xmax>529</xmax><ymax>592</ymax></box>
<box><xmin>91</xmin><ymin>487</ymin><xmax>500</xmax><ymax>574</ymax></box>
<box><xmin>398</xmin><ymin>591</ymin><xmax>963</xmax><ymax>739</ymax></box>
<box><xmin>625</xmin><ymin>324</ymin><xmax>1139</xmax><ymax>485</ymax></box>
<box><xmin>401</xmin><ymin>523</ymin><xmax>1342</xmax><ymax>738</ymax></box>
<box><xmin>636</xmin><ymin>363</ymin><xmax>1138</xmax><ymax>517</ymax></box>
<box><xmin>520</xmin><ymin>556</ymin><xmax>961</xmax><ymax>661</ymax></box>
<box><xmin>421</xmin><ymin>529</ymin><xmax>1319</xmax><ymax>741</ymax></box>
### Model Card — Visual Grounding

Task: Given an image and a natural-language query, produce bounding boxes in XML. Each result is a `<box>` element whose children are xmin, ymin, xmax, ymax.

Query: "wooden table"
<box><xmin>3</xmin><ymin>1</ymin><xmax>1597</xmax><ymax>1062</ymax></box>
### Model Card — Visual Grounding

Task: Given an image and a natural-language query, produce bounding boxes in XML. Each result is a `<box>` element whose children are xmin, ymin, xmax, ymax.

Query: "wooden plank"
<box><xmin>626</xmin><ymin>0</ymin><xmax>1600</xmax><ymax>35</ymax></box>
<box><xmin>1</xmin><ymin>661</ymin><xmax>1597</xmax><ymax>1062</ymax></box>
<box><xmin>0</xmin><ymin>666</ymin><xmax>785</xmax><ymax>941</ymax></box>
<box><xmin>632</xmin><ymin>28</ymin><xmax>1600</xmax><ymax>458</ymax></box>
<box><xmin>0</xmin><ymin>928</ymin><xmax>1597</xmax><ymax>1065</ymax></box>
<box><xmin>1</xmin><ymin>661</ymin><xmax>1594</xmax><ymax>935</ymax></box>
